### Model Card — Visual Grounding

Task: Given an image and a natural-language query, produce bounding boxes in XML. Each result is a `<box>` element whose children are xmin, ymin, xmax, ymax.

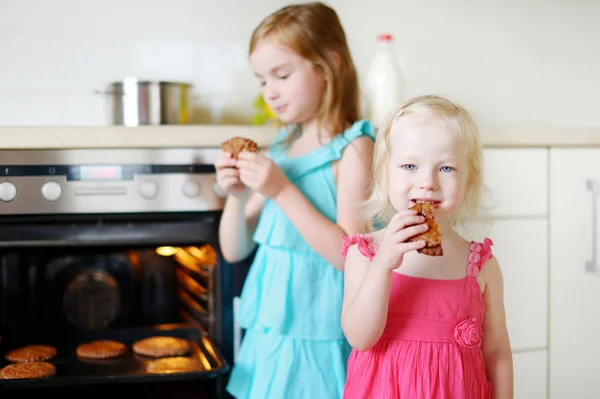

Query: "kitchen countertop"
<box><xmin>1</xmin><ymin>125</ymin><xmax>600</xmax><ymax>149</ymax></box>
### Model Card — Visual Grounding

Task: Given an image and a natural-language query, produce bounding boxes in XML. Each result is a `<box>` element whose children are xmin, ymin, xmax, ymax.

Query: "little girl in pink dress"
<box><xmin>341</xmin><ymin>95</ymin><xmax>514</xmax><ymax>399</ymax></box>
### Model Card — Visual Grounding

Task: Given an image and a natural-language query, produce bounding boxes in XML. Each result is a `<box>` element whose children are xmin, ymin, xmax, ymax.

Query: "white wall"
<box><xmin>0</xmin><ymin>0</ymin><xmax>598</xmax><ymax>129</ymax></box>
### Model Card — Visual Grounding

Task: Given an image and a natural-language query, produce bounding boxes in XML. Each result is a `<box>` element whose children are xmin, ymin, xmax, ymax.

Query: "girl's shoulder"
<box><xmin>338</xmin><ymin>119</ymin><xmax>376</xmax><ymax>143</ymax></box>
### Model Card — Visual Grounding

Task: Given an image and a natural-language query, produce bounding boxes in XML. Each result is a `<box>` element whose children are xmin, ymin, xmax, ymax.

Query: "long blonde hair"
<box><xmin>365</xmin><ymin>95</ymin><xmax>485</xmax><ymax>230</ymax></box>
<box><xmin>249</xmin><ymin>2</ymin><xmax>360</xmax><ymax>140</ymax></box>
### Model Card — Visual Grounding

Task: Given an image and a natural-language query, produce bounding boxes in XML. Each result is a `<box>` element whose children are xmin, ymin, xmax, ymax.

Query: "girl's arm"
<box><xmin>340</xmin><ymin>244</ymin><xmax>393</xmax><ymax>351</ymax></box>
<box><xmin>481</xmin><ymin>257</ymin><xmax>514</xmax><ymax>399</ymax></box>
<box><xmin>341</xmin><ymin>211</ymin><xmax>427</xmax><ymax>351</ymax></box>
<box><xmin>218</xmin><ymin>191</ymin><xmax>266</xmax><ymax>263</ymax></box>
<box><xmin>260</xmin><ymin>135</ymin><xmax>374</xmax><ymax>270</ymax></box>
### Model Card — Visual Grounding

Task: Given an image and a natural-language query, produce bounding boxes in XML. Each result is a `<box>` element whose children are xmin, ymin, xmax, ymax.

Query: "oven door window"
<box><xmin>0</xmin><ymin>213</ymin><xmax>238</xmax><ymax>392</ymax></box>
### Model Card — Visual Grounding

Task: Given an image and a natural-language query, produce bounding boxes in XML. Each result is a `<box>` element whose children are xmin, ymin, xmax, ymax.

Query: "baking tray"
<box><xmin>0</xmin><ymin>322</ymin><xmax>229</xmax><ymax>390</ymax></box>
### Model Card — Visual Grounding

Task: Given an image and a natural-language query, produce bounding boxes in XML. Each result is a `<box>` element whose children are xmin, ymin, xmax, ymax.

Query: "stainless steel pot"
<box><xmin>98</xmin><ymin>78</ymin><xmax>192</xmax><ymax>126</ymax></box>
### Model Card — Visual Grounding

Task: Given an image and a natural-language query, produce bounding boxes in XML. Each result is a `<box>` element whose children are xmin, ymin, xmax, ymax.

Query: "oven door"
<box><xmin>0</xmin><ymin>212</ymin><xmax>250</xmax><ymax>398</ymax></box>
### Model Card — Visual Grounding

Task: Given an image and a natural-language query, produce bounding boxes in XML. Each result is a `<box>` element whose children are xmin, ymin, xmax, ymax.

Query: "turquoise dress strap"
<box><xmin>276</xmin><ymin>119</ymin><xmax>375</xmax><ymax>181</ymax></box>
<box><xmin>327</xmin><ymin>119</ymin><xmax>376</xmax><ymax>158</ymax></box>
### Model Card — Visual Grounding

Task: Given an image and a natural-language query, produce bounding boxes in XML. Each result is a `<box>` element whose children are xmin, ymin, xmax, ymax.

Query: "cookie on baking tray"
<box><xmin>132</xmin><ymin>336</ymin><xmax>191</xmax><ymax>358</ymax></box>
<box><xmin>4</xmin><ymin>345</ymin><xmax>57</xmax><ymax>363</ymax></box>
<box><xmin>0</xmin><ymin>361</ymin><xmax>56</xmax><ymax>380</ymax></box>
<box><xmin>145</xmin><ymin>356</ymin><xmax>200</xmax><ymax>373</ymax></box>
<box><xmin>76</xmin><ymin>340</ymin><xmax>128</xmax><ymax>360</ymax></box>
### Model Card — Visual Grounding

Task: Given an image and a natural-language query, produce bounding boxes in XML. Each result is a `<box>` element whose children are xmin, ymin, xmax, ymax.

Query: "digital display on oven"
<box><xmin>80</xmin><ymin>165</ymin><xmax>123</xmax><ymax>181</ymax></box>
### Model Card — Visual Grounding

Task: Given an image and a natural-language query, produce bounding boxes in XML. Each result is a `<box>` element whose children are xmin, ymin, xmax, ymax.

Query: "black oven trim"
<box><xmin>0</xmin><ymin>164</ymin><xmax>216</xmax><ymax>181</ymax></box>
<box><xmin>0</xmin><ymin>212</ymin><xmax>221</xmax><ymax>248</ymax></box>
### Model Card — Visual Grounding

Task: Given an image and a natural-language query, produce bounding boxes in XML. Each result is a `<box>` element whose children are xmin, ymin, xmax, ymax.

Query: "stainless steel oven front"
<box><xmin>0</xmin><ymin>148</ymin><xmax>250</xmax><ymax>399</ymax></box>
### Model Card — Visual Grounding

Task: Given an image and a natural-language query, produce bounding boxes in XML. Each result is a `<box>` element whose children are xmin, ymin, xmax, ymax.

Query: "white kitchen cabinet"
<box><xmin>482</xmin><ymin>148</ymin><xmax>548</xmax><ymax>218</ymax></box>
<box><xmin>459</xmin><ymin>219</ymin><xmax>548</xmax><ymax>351</ymax></box>
<box><xmin>514</xmin><ymin>350</ymin><xmax>548</xmax><ymax>399</ymax></box>
<box><xmin>459</xmin><ymin>147</ymin><xmax>550</xmax><ymax>398</ymax></box>
<box><xmin>549</xmin><ymin>148</ymin><xmax>600</xmax><ymax>399</ymax></box>
<box><xmin>459</xmin><ymin>148</ymin><xmax>549</xmax><ymax>352</ymax></box>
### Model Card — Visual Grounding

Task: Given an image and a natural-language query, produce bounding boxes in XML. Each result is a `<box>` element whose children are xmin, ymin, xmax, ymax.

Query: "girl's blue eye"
<box><xmin>402</xmin><ymin>164</ymin><xmax>416</xmax><ymax>171</ymax></box>
<box><xmin>440</xmin><ymin>166</ymin><xmax>454</xmax><ymax>172</ymax></box>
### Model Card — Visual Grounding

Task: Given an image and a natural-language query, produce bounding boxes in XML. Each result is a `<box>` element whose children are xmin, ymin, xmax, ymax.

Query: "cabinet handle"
<box><xmin>586</xmin><ymin>179</ymin><xmax>598</xmax><ymax>273</ymax></box>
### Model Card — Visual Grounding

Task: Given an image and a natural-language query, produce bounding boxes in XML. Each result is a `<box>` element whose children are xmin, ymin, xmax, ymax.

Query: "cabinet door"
<box><xmin>459</xmin><ymin>219</ymin><xmax>548</xmax><ymax>351</ymax></box>
<box><xmin>482</xmin><ymin>149</ymin><xmax>548</xmax><ymax>217</ymax></box>
<box><xmin>549</xmin><ymin>149</ymin><xmax>600</xmax><ymax>398</ymax></box>
<box><xmin>514</xmin><ymin>350</ymin><xmax>548</xmax><ymax>399</ymax></box>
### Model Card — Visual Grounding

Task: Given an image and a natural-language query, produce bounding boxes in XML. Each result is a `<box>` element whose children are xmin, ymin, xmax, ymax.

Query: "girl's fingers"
<box><xmin>219</xmin><ymin>177</ymin><xmax>241</xmax><ymax>188</ymax></box>
<box><xmin>400</xmin><ymin>240</ymin><xmax>427</xmax><ymax>253</ymax></box>
<box><xmin>238</xmin><ymin>169</ymin><xmax>253</xmax><ymax>184</ymax></box>
<box><xmin>215</xmin><ymin>157</ymin><xmax>237</xmax><ymax>169</ymax></box>
<box><xmin>235</xmin><ymin>159</ymin><xmax>258</xmax><ymax>171</ymax></box>
<box><xmin>219</xmin><ymin>167</ymin><xmax>240</xmax><ymax>179</ymax></box>
<box><xmin>388</xmin><ymin>214</ymin><xmax>426</xmax><ymax>233</ymax></box>
<box><xmin>236</xmin><ymin>151</ymin><xmax>258</xmax><ymax>161</ymax></box>
<box><xmin>393</xmin><ymin>223</ymin><xmax>429</xmax><ymax>243</ymax></box>
<box><xmin>391</xmin><ymin>209</ymin><xmax>418</xmax><ymax>220</ymax></box>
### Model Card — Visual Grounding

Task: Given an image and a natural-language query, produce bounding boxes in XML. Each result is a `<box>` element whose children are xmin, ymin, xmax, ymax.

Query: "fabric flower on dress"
<box><xmin>454</xmin><ymin>318</ymin><xmax>483</xmax><ymax>348</ymax></box>
<box><xmin>467</xmin><ymin>238</ymin><xmax>494</xmax><ymax>276</ymax></box>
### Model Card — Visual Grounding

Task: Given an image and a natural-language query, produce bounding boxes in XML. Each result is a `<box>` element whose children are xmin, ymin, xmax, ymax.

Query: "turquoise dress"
<box><xmin>226</xmin><ymin>120</ymin><xmax>376</xmax><ymax>399</ymax></box>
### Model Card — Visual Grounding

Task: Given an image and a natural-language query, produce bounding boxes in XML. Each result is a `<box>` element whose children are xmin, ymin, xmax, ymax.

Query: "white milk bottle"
<box><xmin>365</xmin><ymin>34</ymin><xmax>405</xmax><ymax>128</ymax></box>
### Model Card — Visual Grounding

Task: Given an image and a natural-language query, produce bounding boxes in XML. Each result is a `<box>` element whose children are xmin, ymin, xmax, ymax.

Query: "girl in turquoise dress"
<box><xmin>214</xmin><ymin>3</ymin><xmax>375</xmax><ymax>398</ymax></box>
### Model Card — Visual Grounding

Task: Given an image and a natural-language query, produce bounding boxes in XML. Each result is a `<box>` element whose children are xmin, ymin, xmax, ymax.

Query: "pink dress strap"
<box><xmin>341</xmin><ymin>233</ymin><xmax>378</xmax><ymax>261</ymax></box>
<box><xmin>466</xmin><ymin>238</ymin><xmax>494</xmax><ymax>277</ymax></box>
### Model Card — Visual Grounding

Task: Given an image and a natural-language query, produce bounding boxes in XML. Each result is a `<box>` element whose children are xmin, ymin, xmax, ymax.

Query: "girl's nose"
<box><xmin>264</xmin><ymin>85</ymin><xmax>279</xmax><ymax>101</ymax></box>
<box><xmin>418</xmin><ymin>172</ymin><xmax>438</xmax><ymax>191</ymax></box>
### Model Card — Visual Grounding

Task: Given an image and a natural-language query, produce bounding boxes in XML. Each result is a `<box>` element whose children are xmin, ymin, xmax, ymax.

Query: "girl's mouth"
<box><xmin>274</xmin><ymin>105</ymin><xmax>288</xmax><ymax>114</ymax></box>
<box><xmin>410</xmin><ymin>199</ymin><xmax>441</xmax><ymax>209</ymax></box>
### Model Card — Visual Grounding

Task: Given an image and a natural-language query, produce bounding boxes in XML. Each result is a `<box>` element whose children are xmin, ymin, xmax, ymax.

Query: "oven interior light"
<box><xmin>156</xmin><ymin>246</ymin><xmax>178</xmax><ymax>257</ymax></box>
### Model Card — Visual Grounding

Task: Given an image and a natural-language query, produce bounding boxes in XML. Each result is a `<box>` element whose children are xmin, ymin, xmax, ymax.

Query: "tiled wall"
<box><xmin>1</xmin><ymin>0</ymin><xmax>598</xmax><ymax>128</ymax></box>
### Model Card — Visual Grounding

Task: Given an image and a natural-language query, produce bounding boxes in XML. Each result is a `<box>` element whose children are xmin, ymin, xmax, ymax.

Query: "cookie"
<box><xmin>417</xmin><ymin>244</ymin><xmax>444</xmax><ymax>257</ymax></box>
<box><xmin>5</xmin><ymin>345</ymin><xmax>57</xmax><ymax>363</ymax></box>
<box><xmin>221</xmin><ymin>137</ymin><xmax>258</xmax><ymax>159</ymax></box>
<box><xmin>407</xmin><ymin>201</ymin><xmax>444</xmax><ymax>257</ymax></box>
<box><xmin>146</xmin><ymin>356</ymin><xmax>200</xmax><ymax>373</ymax></box>
<box><xmin>132</xmin><ymin>336</ymin><xmax>191</xmax><ymax>358</ymax></box>
<box><xmin>0</xmin><ymin>362</ymin><xmax>56</xmax><ymax>379</ymax></box>
<box><xmin>76</xmin><ymin>340</ymin><xmax>128</xmax><ymax>359</ymax></box>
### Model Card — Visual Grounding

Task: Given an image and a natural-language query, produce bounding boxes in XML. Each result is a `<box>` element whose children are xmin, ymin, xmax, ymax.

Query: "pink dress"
<box><xmin>341</xmin><ymin>234</ymin><xmax>494</xmax><ymax>399</ymax></box>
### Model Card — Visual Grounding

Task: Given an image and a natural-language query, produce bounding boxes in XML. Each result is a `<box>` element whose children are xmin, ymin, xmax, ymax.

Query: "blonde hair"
<box><xmin>249</xmin><ymin>2</ymin><xmax>360</xmax><ymax>140</ymax></box>
<box><xmin>365</xmin><ymin>95</ymin><xmax>484</xmax><ymax>230</ymax></box>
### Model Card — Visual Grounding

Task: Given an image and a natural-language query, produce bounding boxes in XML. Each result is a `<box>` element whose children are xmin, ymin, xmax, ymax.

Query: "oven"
<box><xmin>0</xmin><ymin>148</ymin><xmax>250</xmax><ymax>398</ymax></box>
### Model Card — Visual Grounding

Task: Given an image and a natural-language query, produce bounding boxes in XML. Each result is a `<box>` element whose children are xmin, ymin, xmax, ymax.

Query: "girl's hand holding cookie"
<box><xmin>214</xmin><ymin>151</ymin><xmax>250</xmax><ymax>199</ymax></box>
<box><xmin>235</xmin><ymin>152</ymin><xmax>290</xmax><ymax>199</ymax></box>
<box><xmin>373</xmin><ymin>209</ymin><xmax>429</xmax><ymax>271</ymax></box>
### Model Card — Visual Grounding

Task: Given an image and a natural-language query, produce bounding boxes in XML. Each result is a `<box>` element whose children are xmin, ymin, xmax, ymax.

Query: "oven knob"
<box><xmin>139</xmin><ymin>180</ymin><xmax>158</xmax><ymax>199</ymax></box>
<box><xmin>42</xmin><ymin>181</ymin><xmax>62</xmax><ymax>202</ymax></box>
<box><xmin>182</xmin><ymin>179</ymin><xmax>201</xmax><ymax>198</ymax></box>
<box><xmin>0</xmin><ymin>182</ymin><xmax>17</xmax><ymax>202</ymax></box>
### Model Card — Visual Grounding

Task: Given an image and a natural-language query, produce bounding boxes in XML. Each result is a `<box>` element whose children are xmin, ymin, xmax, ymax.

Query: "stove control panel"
<box><xmin>0</xmin><ymin>148</ymin><xmax>225</xmax><ymax>215</ymax></box>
